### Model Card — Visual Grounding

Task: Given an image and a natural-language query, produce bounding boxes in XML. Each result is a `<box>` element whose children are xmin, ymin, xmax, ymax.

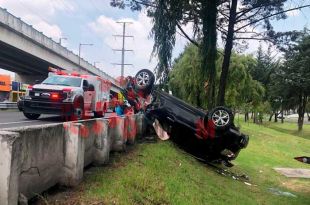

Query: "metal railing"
<box><xmin>0</xmin><ymin>102</ymin><xmax>17</xmax><ymax>109</ymax></box>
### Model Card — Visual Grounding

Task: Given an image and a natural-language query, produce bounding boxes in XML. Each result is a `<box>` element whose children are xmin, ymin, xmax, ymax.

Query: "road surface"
<box><xmin>0</xmin><ymin>110</ymin><xmax>112</xmax><ymax>129</ymax></box>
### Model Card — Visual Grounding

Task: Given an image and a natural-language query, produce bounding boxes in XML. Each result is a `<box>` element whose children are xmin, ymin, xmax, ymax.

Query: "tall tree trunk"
<box><xmin>274</xmin><ymin>112</ymin><xmax>278</xmax><ymax>122</ymax></box>
<box><xmin>269</xmin><ymin>113</ymin><xmax>274</xmax><ymax>121</ymax></box>
<box><xmin>297</xmin><ymin>94</ymin><xmax>307</xmax><ymax>132</ymax></box>
<box><xmin>281</xmin><ymin>107</ymin><xmax>284</xmax><ymax>124</ymax></box>
<box><xmin>253</xmin><ymin>112</ymin><xmax>257</xmax><ymax>124</ymax></box>
<box><xmin>217</xmin><ymin>0</ymin><xmax>238</xmax><ymax>105</ymax></box>
<box><xmin>245</xmin><ymin>112</ymin><xmax>248</xmax><ymax>122</ymax></box>
<box><xmin>201</xmin><ymin>0</ymin><xmax>218</xmax><ymax>109</ymax></box>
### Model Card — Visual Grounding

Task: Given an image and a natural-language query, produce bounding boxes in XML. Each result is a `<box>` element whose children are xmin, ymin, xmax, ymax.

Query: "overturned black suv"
<box><xmin>124</xmin><ymin>69</ymin><xmax>249</xmax><ymax>166</ymax></box>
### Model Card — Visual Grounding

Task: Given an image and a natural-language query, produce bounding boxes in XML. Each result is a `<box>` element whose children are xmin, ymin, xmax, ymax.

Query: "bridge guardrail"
<box><xmin>0</xmin><ymin>102</ymin><xmax>17</xmax><ymax>109</ymax></box>
<box><xmin>0</xmin><ymin>114</ymin><xmax>146</xmax><ymax>205</ymax></box>
<box><xmin>0</xmin><ymin>7</ymin><xmax>118</xmax><ymax>86</ymax></box>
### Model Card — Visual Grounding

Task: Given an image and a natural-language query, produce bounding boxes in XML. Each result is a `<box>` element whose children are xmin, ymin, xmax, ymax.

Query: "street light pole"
<box><xmin>94</xmin><ymin>61</ymin><xmax>100</xmax><ymax>67</ymax></box>
<box><xmin>59</xmin><ymin>37</ymin><xmax>67</xmax><ymax>46</ymax></box>
<box><xmin>78</xmin><ymin>43</ymin><xmax>93</xmax><ymax>66</ymax></box>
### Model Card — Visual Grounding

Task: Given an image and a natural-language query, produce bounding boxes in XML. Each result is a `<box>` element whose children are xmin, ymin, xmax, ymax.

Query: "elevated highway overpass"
<box><xmin>0</xmin><ymin>7</ymin><xmax>120</xmax><ymax>92</ymax></box>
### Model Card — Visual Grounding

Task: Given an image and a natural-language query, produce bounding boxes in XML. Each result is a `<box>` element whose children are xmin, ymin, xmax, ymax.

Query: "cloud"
<box><xmin>89</xmin><ymin>12</ymin><xmax>157</xmax><ymax>77</ymax></box>
<box><xmin>0</xmin><ymin>0</ymin><xmax>74</xmax><ymax>40</ymax></box>
<box><xmin>89</xmin><ymin>11</ymin><xmax>194</xmax><ymax>77</ymax></box>
<box><xmin>0</xmin><ymin>0</ymin><xmax>75</xmax><ymax>17</ymax></box>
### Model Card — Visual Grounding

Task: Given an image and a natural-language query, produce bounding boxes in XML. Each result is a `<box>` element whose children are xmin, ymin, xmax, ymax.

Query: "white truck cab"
<box><xmin>23</xmin><ymin>70</ymin><xmax>111</xmax><ymax>120</ymax></box>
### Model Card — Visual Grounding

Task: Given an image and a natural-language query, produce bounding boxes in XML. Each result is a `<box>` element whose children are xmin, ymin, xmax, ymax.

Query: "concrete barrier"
<box><xmin>0</xmin><ymin>114</ymin><xmax>145</xmax><ymax>205</ymax></box>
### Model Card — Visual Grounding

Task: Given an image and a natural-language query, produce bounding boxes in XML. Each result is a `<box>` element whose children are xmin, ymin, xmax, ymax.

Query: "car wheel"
<box><xmin>73</xmin><ymin>99</ymin><xmax>84</xmax><ymax>121</ymax></box>
<box><xmin>23</xmin><ymin>112</ymin><xmax>41</xmax><ymax>120</ymax></box>
<box><xmin>134</xmin><ymin>69</ymin><xmax>155</xmax><ymax>93</ymax></box>
<box><xmin>208</xmin><ymin>106</ymin><xmax>233</xmax><ymax>130</ymax></box>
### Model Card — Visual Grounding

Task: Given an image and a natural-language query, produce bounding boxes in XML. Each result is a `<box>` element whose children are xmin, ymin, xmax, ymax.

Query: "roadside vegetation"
<box><xmin>111</xmin><ymin>0</ymin><xmax>310</xmax><ymax>132</ymax></box>
<box><xmin>168</xmin><ymin>34</ymin><xmax>310</xmax><ymax>132</ymax></box>
<box><xmin>37</xmin><ymin>121</ymin><xmax>309</xmax><ymax>205</ymax></box>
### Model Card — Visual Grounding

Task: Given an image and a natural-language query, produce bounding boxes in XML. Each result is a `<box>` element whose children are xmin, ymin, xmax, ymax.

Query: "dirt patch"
<box><xmin>280</xmin><ymin>179</ymin><xmax>310</xmax><ymax>194</ymax></box>
<box><xmin>274</xmin><ymin>168</ymin><xmax>310</xmax><ymax>178</ymax></box>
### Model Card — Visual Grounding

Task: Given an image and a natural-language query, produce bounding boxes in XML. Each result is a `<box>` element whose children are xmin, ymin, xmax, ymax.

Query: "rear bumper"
<box><xmin>23</xmin><ymin>100</ymin><xmax>74</xmax><ymax>116</ymax></box>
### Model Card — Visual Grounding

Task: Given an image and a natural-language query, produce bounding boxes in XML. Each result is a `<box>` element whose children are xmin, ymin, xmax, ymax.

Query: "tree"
<box><xmin>111</xmin><ymin>0</ymin><xmax>220</xmax><ymax>108</ymax></box>
<box><xmin>250</xmin><ymin>44</ymin><xmax>282</xmax><ymax>122</ymax></box>
<box><xmin>168</xmin><ymin>43</ymin><xmax>264</xmax><ymax>113</ymax></box>
<box><xmin>111</xmin><ymin>0</ymin><xmax>310</xmax><ymax>109</ymax></box>
<box><xmin>216</xmin><ymin>0</ymin><xmax>310</xmax><ymax>106</ymax></box>
<box><xmin>276</xmin><ymin>34</ymin><xmax>310</xmax><ymax>131</ymax></box>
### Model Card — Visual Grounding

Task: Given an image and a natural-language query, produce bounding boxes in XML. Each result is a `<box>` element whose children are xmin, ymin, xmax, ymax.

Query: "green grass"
<box><xmin>47</xmin><ymin>122</ymin><xmax>309</xmax><ymax>205</ymax></box>
<box><xmin>262</xmin><ymin>121</ymin><xmax>310</xmax><ymax>140</ymax></box>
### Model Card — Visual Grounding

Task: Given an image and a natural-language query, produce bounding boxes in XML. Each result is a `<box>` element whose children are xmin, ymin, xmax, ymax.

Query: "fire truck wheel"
<box><xmin>23</xmin><ymin>112</ymin><xmax>41</xmax><ymax>120</ymax></box>
<box><xmin>73</xmin><ymin>99</ymin><xmax>84</xmax><ymax>120</ymax></box>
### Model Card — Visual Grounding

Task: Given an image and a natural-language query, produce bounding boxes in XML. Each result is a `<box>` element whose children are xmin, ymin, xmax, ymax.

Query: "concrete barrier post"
<box><xmin>110</xmin><ymin>116</ymin><xmax>126</xmax><ymax>152</ymax></box>
<box><xmin>93</xmin><ymin>119</ymin><xmax>110</xmax><ymax>165</ymax></box>
<box><xmin>136</xmin><ymin>114</ymin><xmax>146</xmax><ymax>137</ymax></box>
<box><xmin>61</xmin><ymin>123</ymin><xmax>85</xmax><ymax>187</ymax></box>
<box><xmin>0</xmin><ymin>131</ymin><xmax>21</xmax><ymax>205</ymax></box>
<box><xmin>126</xmin><ymin>114</ymin><xmax>137</xmax><ymax>145</ymax></box>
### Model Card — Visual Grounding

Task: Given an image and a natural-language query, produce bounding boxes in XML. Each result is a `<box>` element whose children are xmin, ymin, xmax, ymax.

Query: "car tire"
<box><xmin>208</xmin><ymin>106</ymin><xmax>233</xmax><ymax>131</ymax></box>
<box><xmin>134</xmin><ymin>69</ymin><xmax>155</xmax><ymax>93</ymax></box>
<box><xmin>23</xmin><ymin>112</ymin><xmax>41</xmax><ymax>120</ymax></box>
<box><xmin>73</xmin><ymin>99</ymin><xmax>84</xmax><ymax>121</ymax></box>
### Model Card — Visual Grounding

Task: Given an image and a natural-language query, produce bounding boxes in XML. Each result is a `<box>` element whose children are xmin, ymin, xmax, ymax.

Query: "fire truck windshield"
<box><xmin>42</xmin><ymin>76</ymin><xmax>82</xmax><ymax>87</ymax></box>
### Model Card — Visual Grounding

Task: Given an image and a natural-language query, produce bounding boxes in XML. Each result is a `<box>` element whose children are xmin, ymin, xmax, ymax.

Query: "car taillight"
<box><xmin>28</xmin><ymin>85</ymin><xmax>33</xmax><ymax>90</ymax></box>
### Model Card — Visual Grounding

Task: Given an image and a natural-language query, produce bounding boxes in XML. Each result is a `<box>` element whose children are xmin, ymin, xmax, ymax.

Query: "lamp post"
<box><xmin>94</xmin><ymin>61</ymin><xmax>100</xmax><ymax>67</ymax></box>
<box><xmin>78</xmin><ymin>43</ymin><xmax>93</xmax><ymax>65</ymax></box>
<box><xmin>59</xmin><ymin>37</ymin><xmax>67</xmax><ymax>46</ymax></box>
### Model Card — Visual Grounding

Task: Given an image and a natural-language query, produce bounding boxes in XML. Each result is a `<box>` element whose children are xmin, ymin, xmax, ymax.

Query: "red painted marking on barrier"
<box><xmin>63</xmin><ymin>123</ymin><xmax>79</xmax><ymax>135</ymax></box>
<box><xmin>80</xmin><ymin>125</ymin><xmax>89</xmax><ymax>138</ymax></box>
<box><xmin>125</xmin><ymin>115</ymin><xmax>137</xmax><ymax>140</ymax></box>
<box><xmin>92</xmin><ymin>120</ymin><xmax>105</xmax><ymax>135</ymax></box>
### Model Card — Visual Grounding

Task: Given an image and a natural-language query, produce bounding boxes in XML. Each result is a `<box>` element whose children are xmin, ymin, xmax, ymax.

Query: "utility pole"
<box><xmin>112</xmin><ymin>22</ymin><xmax>133</xmax><ymax>77</ymax></box>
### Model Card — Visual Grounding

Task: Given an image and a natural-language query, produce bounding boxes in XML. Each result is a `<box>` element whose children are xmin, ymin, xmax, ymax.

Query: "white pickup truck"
<box><xmin>23</xmin><ymin>71</ymin><xmax>111</xmax><ymax>120</ymax></box>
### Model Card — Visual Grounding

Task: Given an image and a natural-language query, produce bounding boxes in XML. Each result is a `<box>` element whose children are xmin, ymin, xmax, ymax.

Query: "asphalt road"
<box><xmin>0</xmin><ymin>110</ymin><xmax>113</xmax><ymax>129</ymax></box>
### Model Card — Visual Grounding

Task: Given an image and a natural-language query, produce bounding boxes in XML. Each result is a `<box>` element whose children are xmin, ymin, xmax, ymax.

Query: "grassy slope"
<box><xmin>48</xmin><ymin>122</ymin><xmax>309</xmax><ymax>205</ymax></box>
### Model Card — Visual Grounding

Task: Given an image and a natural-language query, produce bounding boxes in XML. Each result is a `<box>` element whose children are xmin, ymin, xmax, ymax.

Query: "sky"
<box><xmin>0</xmin><ymin>0</ymin><xmax>309</xmax><ymax>79</ymax></box>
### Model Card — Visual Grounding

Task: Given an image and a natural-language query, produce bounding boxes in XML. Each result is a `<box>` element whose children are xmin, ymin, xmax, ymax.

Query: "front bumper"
<box><xmin>23</xmin><ymin>100</ymin><xmax>74</xmax><ymax>116</ymax></box>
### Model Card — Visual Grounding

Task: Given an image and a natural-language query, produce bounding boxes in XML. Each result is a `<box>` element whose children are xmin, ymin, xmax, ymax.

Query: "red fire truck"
<box><xmin>23</xmin><ymin>69</ymin><xmax>111</xmax><ymax>120</ymax></box>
